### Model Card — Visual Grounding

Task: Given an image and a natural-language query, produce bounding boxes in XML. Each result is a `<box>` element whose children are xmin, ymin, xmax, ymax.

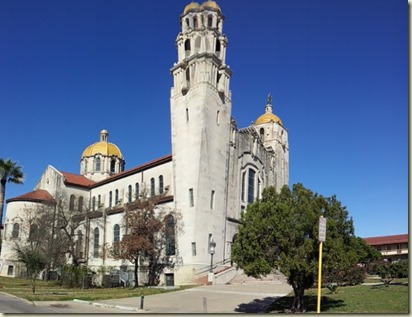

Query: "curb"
<box><xmin>73</xmin><ymin>299</ymin><xmax>139</xmax><ymax>312</ymax></box>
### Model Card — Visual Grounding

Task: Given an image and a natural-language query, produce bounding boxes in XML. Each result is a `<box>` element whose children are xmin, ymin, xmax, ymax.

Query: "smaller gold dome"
<box><xmin>81</xmin><ymin>130</ymin><xmax>123</xmax><ymax>159</ymax></box>
<box><xmin>255</xmin><ymin>113</ymin><xmax>283</xmax><ymax>126</ymax></box>
<box><xmin>183</xmin><ymin>2</ymin><xmax>200</xmax><ymax>14</ymax></box>
<box><xmin>201</xmin><ymin>1</ymin><xmax>221</xmax><ymax>12</ymax></box>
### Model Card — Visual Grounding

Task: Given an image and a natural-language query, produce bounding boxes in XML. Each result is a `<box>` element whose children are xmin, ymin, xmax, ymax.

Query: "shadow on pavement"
<box><xmin>235</xmin><ymin>296</ymin><xmax>279</xmax><ymax>313</ymax></box>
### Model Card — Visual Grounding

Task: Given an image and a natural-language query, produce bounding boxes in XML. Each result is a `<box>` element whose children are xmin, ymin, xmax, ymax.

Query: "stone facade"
<box><xmin>0</xmin><ymin>1</ymin><xmax>289</xmax><ymax>285</ymax></box>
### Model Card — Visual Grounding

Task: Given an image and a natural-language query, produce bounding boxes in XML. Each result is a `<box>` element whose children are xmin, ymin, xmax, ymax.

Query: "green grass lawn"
<box><xmin>269</xmin><ymin>280</ymin><xmax>409</xmax><ymax>313</ymax></box>
<box><xmin>0</xmin><ymin>276</ymin><xmax>196</xmax><ymax>302</ymax></box>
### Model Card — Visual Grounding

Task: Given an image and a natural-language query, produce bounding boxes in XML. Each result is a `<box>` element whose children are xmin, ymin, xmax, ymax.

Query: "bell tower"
<box><xmin>170</xmin><ymin>1</ymin><xmax>232</xmax><ymax>281</ymax></box>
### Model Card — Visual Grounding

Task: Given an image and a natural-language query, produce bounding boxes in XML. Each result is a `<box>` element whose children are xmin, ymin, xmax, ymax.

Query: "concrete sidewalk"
<box><xmin>91</xmin><ymin>282</ymin><xmax>293</xmax><ymax>313</ymax></box>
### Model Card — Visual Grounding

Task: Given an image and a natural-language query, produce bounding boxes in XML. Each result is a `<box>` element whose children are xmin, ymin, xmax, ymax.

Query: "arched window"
<box><xmin>215</xmin><ymin>39</ymin><xmax>221</xmax><ymax>57</ymax></box>
<box><xmin>12</xmin><ymin>223</ymin><xmax>19</xmax><ymax>239</ymax></box>
<box><xmin>165</xmin><ymin>215</ymin><xmax>176</xmax><ymax>256</ymax></box>
<box><xmin>208</xmin><ymin>15</ymin><xmax>213</xmax><ymax>27</ymax></box>
<box><xmin>150</xmin><ymin>178</ymin><xmax>155</xmax><ymax>196</ymax></box>
<box><xmin>113</xmin><ymin>224</ymin><xmax>120</xmax><ymax>255</ymax></box>
<box><xmin>109</xmin><ymin>191</ymin><xmax>112</xmax><ymax>208</ymax></box>
<box><xmin>259</xmin><ymin>128</ymin><xmax>264</xmax><ymax>140</ymax></box>
<box><xmin>185</xmin><ymin>18</ymin><xmax>190</xmax><ymax>28</ymax></box>
<box><xmin>76</xmin><ymin>230</ymin><xmax>83</xmax><ymax>258</ymax></box>
<box><xmin>29</xmin><ymin>224</ymin><xmax>38</xmax><ymax>241</ymax></box>
<box><xmin>248</xmin><ymin>168</ymin><xmax>256</xmax><ymax>204</ymax></box>
<box><xmin>128</xmin><ymin>185</ymin><xmax>132</xmax><ymax>203</ymax></box>
<box><xmin>110</xmin><ymin>159</ymin><xmax>116</xmax><ymax>173</ymax></box>
<box><xmin>93</xmin><ymin>227</ymin><xmax>100</xmax><ymax>258</ymax></box>
<box><xmin>159</xmin><ymin>175</ymin><xmax>164</xmax><ymax>194</ymax></box>
<box><xmin>95</xmin><ymin>157</ymin><xmax>101</xmax><ymax>171</ymax></box>
<box><xmin>186</xmin><ymin>68</ymin><xmax>190</xmax><ymax>87</ymax></box>
<box><xmin>184</xmin><ymin>39</ymin><xmax>191</xmax><ymax>57</ymax></box>
<box><xmin>78</xmin><ymin>196</ymin><xmax>83</xmax><ymax>212</ymax></box>
<box><xmin>115</xmin><ymin>189</ymin><xmax>119</xmax><ymax>205</ymax></box>
<box><xmin>135</xmin><ymin>183</ymin><xmax>140</xmax><ymax>200</ymax></box>
<box><xmin>98</xmin><ymin>195</ymin><xmax>101</xmax><ymax>208</ymax></box>
<box><xmin>195</xmin><ymin>36</ymin><xmax>201</xmax><ymax>52</ymax></box>
<box><xmin>69</xmin><ymin>195</ymin><xmax>75</xmax><ymax>211</ymax></box>
<box><xmin>193</xmin><ymin>16</ymin><xmax>198</xmax><ymax>28</ymax></box>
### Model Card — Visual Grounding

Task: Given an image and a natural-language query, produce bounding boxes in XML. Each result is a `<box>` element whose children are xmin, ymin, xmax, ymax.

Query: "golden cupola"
<box><xmin>183</xmin><ymin>1</ymin><xmax>221</xmax><ymax>14</ymax></box>
<box><xmin>80</xmin><ymin>130</ymin><xmax>125</xmax><ymax>182</ymax></box>
<box><xmin>255</xmin><ymin>94</ymin><xmax>283</xmax><ymax>126</ymax></box>
<box><xmin>81</xmin><ymin>129</ymin><xmax>123</xmax><ymax>159</ymax></box>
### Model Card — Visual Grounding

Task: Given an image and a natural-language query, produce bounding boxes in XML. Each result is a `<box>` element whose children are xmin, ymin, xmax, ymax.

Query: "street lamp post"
<box><xmin>209</xmin><ymin>239</ymin><xmax>216</xmax><ymax>273</ymax></box>
<box><xmin>208</xmin><ymin>239</ymin><xmax>216</xmax><ymax>284</ymax></box>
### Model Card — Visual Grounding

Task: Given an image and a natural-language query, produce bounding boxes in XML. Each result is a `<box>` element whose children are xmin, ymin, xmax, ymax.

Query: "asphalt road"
<box><xmin>0</xmin><ymin>293</ymin><xmax>133</xmax><ymax>314</ymax></box>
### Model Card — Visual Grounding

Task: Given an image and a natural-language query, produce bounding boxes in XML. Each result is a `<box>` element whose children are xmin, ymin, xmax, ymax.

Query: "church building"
<box><xmin>0</xmin><ymin>1</ymin><xmax>289</xmax><ymax>286</ymax></box>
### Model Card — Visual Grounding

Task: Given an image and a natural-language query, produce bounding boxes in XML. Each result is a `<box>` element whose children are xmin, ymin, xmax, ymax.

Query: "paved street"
<box><xmin>72</xmin><ymin>281</ymin><xmax>293</xmax><ymax>313</ymax></box>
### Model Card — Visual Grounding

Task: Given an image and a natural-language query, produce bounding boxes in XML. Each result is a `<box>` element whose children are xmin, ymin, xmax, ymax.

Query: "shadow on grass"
<box><xmin>266</xmin><ymin>295</ymin><xmax>345</xmax><ymax>313</ymax></box>
<box><xmin>235</xmin><ymin>296</ymin><xmax>279</xmax><ymax>313</ymax></box>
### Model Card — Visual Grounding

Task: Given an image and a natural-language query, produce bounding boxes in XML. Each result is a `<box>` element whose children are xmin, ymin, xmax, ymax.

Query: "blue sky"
<box><xmin>0</xmin><ymin>0</ymin><xmax>408</xmax><ymax>238</ymax></box>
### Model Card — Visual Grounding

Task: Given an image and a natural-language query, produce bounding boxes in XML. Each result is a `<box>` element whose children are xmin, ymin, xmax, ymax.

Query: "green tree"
<box><xmin>0</xmin><ymin>158</ymin><xmax>24</xmax><ymax>225</ymax></box>
<box><xmin>14</xmin><ymin>246</ymin><xmax>46</xmax><ymax>294</ymax></box>
<box><xmin>232</xmin><ymin>183</ymin><xmax>368</xmax><ymax>312</ymax></box>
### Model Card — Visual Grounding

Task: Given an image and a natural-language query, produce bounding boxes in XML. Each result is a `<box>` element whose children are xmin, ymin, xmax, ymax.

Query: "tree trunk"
<box><xmin>134</xmin><ymin>258</ymin><xmax>139</xmax><ymax>288</ymax></box>
<box><xmin>0</xmin><ymin>179</ymin><xmax>6</xmax><ymax>226</ymax></box>
<box><xmin>291</xmin><ymin>284</ymin><xmax>306</xmax><ymax>312</ymax></box>
<box><xmin>32</xmin><ymin>277</ymin><xmax>36</xmax><ymax>294</ymax></box>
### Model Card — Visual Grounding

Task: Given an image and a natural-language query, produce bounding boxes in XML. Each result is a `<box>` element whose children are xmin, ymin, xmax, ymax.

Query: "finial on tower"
<box><xmin>267</xmin><ymin>93</ymin><xmax>272</xmax><ymax>105</ymax></box>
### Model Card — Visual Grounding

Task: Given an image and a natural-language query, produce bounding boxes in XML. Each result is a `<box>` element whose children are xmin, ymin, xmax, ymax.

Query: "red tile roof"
<box><xmin>6</xmin><ymin>189</ymin><xmax>56</xmax><ymax>205</ymax></box>
<box><xmin>363</xmin><ymin>234</ymin><xmax>408</xmax><ymax>246</ymax></box>
<box><xmin>60</xmin><ymin>171</ymin><xmax>96</xmax><ymax>187</ymax></box>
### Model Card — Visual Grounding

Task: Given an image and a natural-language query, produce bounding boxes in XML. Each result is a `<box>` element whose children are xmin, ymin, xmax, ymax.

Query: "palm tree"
<box><xmin>0</xmin><ymin>158</ymin><xmax>24</xmax><ymax>226</ymax></box>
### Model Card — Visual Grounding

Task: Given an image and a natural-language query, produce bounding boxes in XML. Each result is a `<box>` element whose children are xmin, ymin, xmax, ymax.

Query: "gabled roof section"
<box><xmin>60</xmin><ymin>171</ymin><xmax>96</xmax><ymax>188</ymax></box>
<box><xmin>363</xmin><ymin>234</ymin><xmax>408</xmax><ymax>246</ymax></box>
<box><xmin>6</xmin><ymin>189</ymin><xmax>56</xmax><ymax>205</ymax></box>
<box><xmin>91</xmin><ymin>154</ymin><xmax>173</xmax><ymax>188</ymax></box>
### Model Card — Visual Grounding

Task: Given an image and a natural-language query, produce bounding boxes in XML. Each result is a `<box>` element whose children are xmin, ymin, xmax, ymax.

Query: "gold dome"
<box><xmin>183</xmin><ymin>2</ymin><xmax>200</xmax><ymax>14</ymax></box>
<box><xmin>201</xmin><ymin>1</ymin><xmax>221</xmax><ymax>12</ymax></box>
<box><xmin>255</xmin><ymin>113</ymin><xmax>283</xmax><ymax>126</ymax></box>
<box><xmin>81</xmin><ymin>130</ymin><xmax>123</xmax><ymax>159</ymax></box>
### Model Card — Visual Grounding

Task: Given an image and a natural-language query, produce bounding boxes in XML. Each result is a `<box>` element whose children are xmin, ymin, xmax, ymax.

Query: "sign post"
<box><xmin>317</xmin><ymin>216</ymin><xmax>326</xmax><ymax>313</ymax></box>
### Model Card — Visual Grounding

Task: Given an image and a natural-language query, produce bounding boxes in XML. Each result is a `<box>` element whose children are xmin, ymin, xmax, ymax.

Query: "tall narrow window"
<box><xmin>29</xmin><ymin>224</ymin><xmax>38</xmax><ymax>242</ymax></box>
<box><xmin>93</xmin><ymin>228</ymin><xmax>100</xmax><ymax>258</ymax></box>
<box><xmin>98</xmin><ymin>195</ymin><xmax>101</xmax><ymax>208</ymax></box>
<box><xmin>184</xmin><ymin>39</ymin><xmax>191</xmax><ymax>56</ymax></box>
<box><xmin>241</xmin><ymin>171</ymin><xmax>246</xmax><ymax>202</ymax></box>
<box><xmin>69</xmin><ymin>195</ymin><xmax>75</xmax><ymax>211</ymax></box>
<box><xmin>210</xmin><ymin>190</ymin><xmax>215</xmax><ymax>209</ymax></box>
<box><xmin>78</xmin><ymin>196</ymin><xmax>83</xmax><ymax>212</ymax></box>
<box><xmin>216</xmin><ymin>111</ymin><xmax>220</xmax><ymax>125</ymax></box>
<box><xmin>92</xmin><ymin>196</ymin><xmax>96</xmax><ymax>211</ymax></box>
<box><xmin>215</xmin><ymin>39</ymin><xmax>221</xmax><ymax>57</ymax></box>
<box><xmin>192</xmin><ymin>242</ymin><xmax>197</xmax><ymax>256</ymax></box>
<box><xmin>150</xmin><ymin>178</ymin><xmax>155</xmax><ymax>196</ymax></box>
<box><xmin>95</xmin><ymin>157</ymin><xmax>101</xmax><ymax>171</ymax></box>
<box><xmin>208</xmin><ymin>15</ymin><xmax>213</xmax><ymax>27</ymax></box>
<box><xmin>76</xmin><ymin>230</ymin><xmax>83</xmax><ymax>259</ymax></box>
<box><xmin>189</xmin><ymin>188</ymin><xmax>194</xmax><ymax>207</ymax></box>
<box><xmin>109</xmin><ymin>191</ymin><xmax>112</xmax><ymax>208</ymax></box>
<box><xmin>193</xmin><ymin>16</ymin><xmax>198</xmax><ymax>28</ymax></box>
<box><xmin>186</xmin><ymin>68</ymin><xmax>190</xmax><ymax>87</ymax></box>
<box><xmin>248</xmin><ymin>168</ymin><xmax>256</xmax><ymax>204</ymax></box>
<box><xmin>110</xmin><ymin>159</ymin><xmax>116</xmax><ymax>173</ymax></box>
<box><xmin>259</xmin><ymin>128</ymin><xmax>264</xmax><ymax>140</ymax></box>
<box><xmin>115</xmin><ymin>189</ymin><xmax>119</xmax><ymax>205</ymax></box>
<box><xmin>128</xmin><ymin>185</ymin><xmax>132</xmax><ymax>203</ymax></box>
<box><xmin>186</xmin><ymin>108</ymin><xmax>189</xmax><ymax>123</ymax></box>
<box><xmin>159</xmin><ymin>175</ymin><xmax>164</xmax><ymax>194</ymax></box>
<box><xmin>165</xmin><ymin>215</ymin><xmax>176</xmax><ymax>256</ymax></box>
<box><xmin>135</xmin><ymin>183</ymin><xmax>140</xmax><ymax>200</ymax></box>
<box><xmin>113</xmin><ymin>224</ymin><xmax>120</xmax><ymax>255</ymax></box>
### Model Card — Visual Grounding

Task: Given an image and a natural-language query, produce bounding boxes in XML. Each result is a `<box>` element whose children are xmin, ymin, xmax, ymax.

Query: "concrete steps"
<box><xmin>228</xmin><ymin>270</ymin><xmax>288</xmax><ymax>285</ymax></box>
